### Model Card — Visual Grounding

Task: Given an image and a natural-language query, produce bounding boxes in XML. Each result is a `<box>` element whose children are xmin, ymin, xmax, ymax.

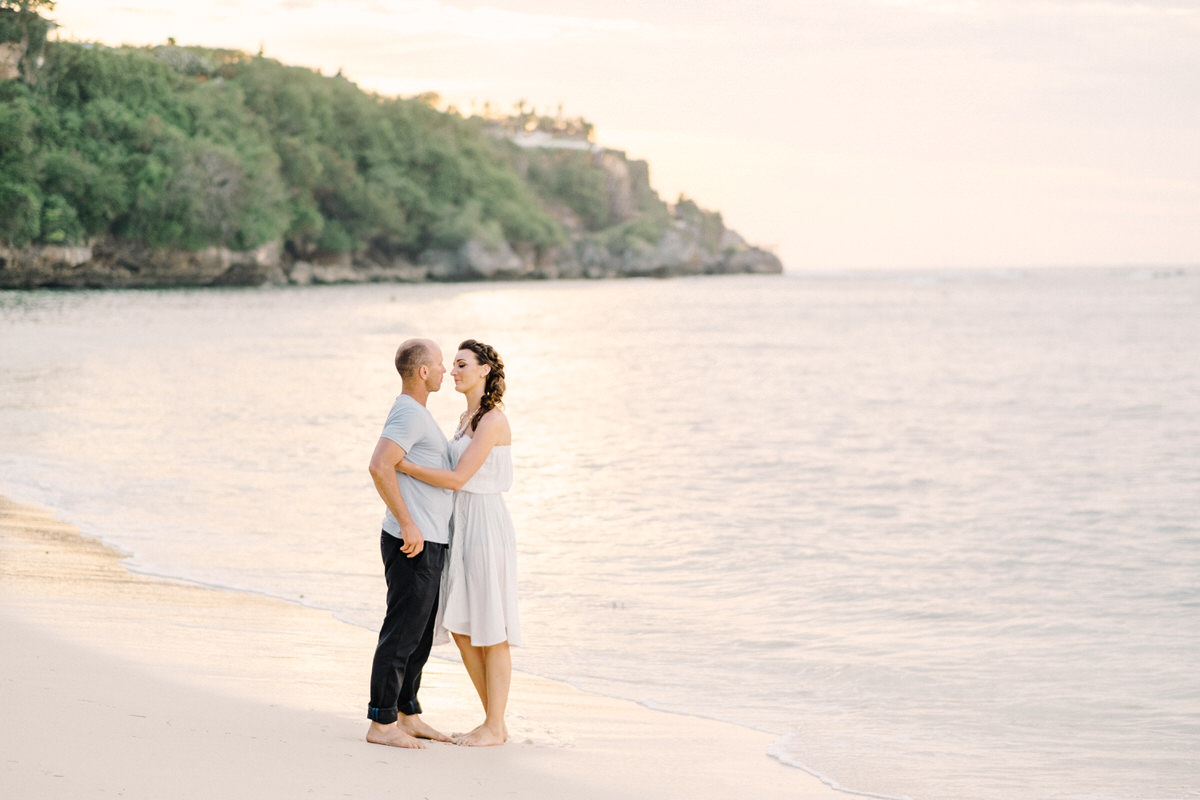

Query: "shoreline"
<box><xmin>0</xmin><ymin>495</ymin><xmax>846</xmax><ymax>799</ymax></box>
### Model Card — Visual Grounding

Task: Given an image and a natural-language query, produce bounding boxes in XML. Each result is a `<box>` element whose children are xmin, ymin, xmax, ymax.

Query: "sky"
<box><xmin>49</xmin><ymin>0</ymin><xmax>1200</xmax><ymax>271</ymax></box>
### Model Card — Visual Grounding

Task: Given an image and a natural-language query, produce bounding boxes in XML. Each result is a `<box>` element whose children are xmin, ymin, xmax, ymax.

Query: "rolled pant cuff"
<box><xmin>367</xmin><ymin>706</ymin><xmax>398</xmax><ymax>725</ymax></box>
<box><xmin>398</xmin><ymin>699</ymin><xmax>423</xmax><ymax>716</ymax></box>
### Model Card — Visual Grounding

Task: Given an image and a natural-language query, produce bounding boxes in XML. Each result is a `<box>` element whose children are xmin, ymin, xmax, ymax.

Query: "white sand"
<box><xmin>0</xmin><ymin>497</ymin><xmax>845</xmax><ymax>799</ymax></box>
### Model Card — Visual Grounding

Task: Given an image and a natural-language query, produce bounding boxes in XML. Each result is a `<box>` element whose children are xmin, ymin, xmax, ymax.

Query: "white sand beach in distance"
<box><xmin>0</xmin><ymin>496</ymin><xmax>845</xmax><ymax>800</ymax></box>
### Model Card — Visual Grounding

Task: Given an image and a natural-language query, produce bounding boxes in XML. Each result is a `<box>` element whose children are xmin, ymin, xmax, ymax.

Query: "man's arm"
<box><xmin>397</xmin><ymin>411</ymin><xmax>508</xmax><ymax>490</ymax></box>
<box><xmin>368</xmin><ymin>437</ymin><xmax>425</xmax><ymax>558</ymax></box>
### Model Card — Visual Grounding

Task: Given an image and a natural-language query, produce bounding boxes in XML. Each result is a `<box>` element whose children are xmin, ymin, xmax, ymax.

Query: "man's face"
<box><xmin>424</xmin><ymin>345</ymin><xmax>446</xmax><ymax>392</ymax></box>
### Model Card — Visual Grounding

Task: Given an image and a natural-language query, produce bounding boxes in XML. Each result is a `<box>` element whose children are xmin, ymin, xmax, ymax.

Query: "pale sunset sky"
<box><xmin>49</xmin><ymin>0</ymin><xmax>1200</xmax><ymax>271</ymax></box>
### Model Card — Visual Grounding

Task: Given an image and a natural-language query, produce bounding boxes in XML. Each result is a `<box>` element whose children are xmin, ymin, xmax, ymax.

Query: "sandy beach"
<box><xmin>0</xmin><ymin>496</ymin><xmax>845</xmax><ymax>799</ymax></box>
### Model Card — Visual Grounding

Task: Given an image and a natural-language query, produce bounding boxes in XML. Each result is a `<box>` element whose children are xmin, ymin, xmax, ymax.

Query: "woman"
<box><xmin>397</xmin><ymin>339</ymin><xmax>520</xmax><ymax>747</ymax></box>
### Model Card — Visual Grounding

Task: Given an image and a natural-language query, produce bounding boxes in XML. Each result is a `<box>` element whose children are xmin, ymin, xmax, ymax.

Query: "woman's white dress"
<box><xmin>437</xmin><ymin>434</ymin><xmax>521</xmax><ymax>647</ymax></box>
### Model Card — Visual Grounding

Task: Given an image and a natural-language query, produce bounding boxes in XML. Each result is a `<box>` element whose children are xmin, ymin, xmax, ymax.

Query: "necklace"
<box><xmin>454</xmin><ymin>407</ymin><xmax>479</xmax><ymax>440</ymax></box>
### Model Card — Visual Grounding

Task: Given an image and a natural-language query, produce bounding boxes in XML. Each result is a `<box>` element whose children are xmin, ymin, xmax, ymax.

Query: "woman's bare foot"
<box><xmin>398</xmin><ymin>714</ymin><xmax>451</xmax><ymax>743</ymax></box>
<box><xmin>454</xmin><ymin>722</ymin><xmax>508</xmax><ymax>747</ymax></box>
<box><xmin>452</xmin><ymin>722</ymin><xmax>487</xmax><ymax>740</ymax></box>
<box><xmin>366</xmin><ymin>721</ymin><xmax>426</xmax><ymax>749</ymax></box>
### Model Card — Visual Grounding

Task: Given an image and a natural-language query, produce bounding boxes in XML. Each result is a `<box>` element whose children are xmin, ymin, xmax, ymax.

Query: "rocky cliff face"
<box><xmin>0</xmin><ymin>228</ymin><xmax>780</xmax><ymax>289</ymax></box>
<box><xmin>0</xmin><ymin>240</ymin><xmax>285</xmax><ymax>289</ymax></box>
<box><xmin>0</xmin><ymin>211</ymin><xmax>781</xmax><ymax>290</ymax></box>
<box><xmin>0</xmin><ymin>39</ymin><xmax>23</xmax><ymax>81</ymax></box>
<box><xmin>0</xmin><ymin>9</ymin><xmax>50</xmax><ymax>84</ymax></box>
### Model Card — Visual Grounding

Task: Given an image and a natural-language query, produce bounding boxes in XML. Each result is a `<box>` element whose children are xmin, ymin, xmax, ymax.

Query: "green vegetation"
<box><xmin>674</xmin><ymin>196</ymin><xmax>725</xmax><ymax>252</ymax></box>
<box><xmin>0</xmin><ymin>1</ymin><xmax>57</xmax><ymax>11</ymax></box>
<box><xmin>525</xmin><ymin>150</ymin><xmax>614</xmax><ymax>231</ymax></box>
<box><xmin>520</xmin><ymin>149</ymin><xmax>672</xmax><ymax>254</ymax></box>
<box><xmin>0</xmin><ymin>33</ymin><xmax>568</xmax><ymax>257</ymax></box>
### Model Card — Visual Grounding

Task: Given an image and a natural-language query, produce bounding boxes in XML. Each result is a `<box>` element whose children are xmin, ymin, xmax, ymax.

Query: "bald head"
<box><xmin>394</xmin><ymin>338</ymin><xmax>445</xmax><ymax>398</ymax></box>
<box><xmin>394</xmin><ymin>338</ymin><xmax>438</xmax><ymax>379</ymax></box>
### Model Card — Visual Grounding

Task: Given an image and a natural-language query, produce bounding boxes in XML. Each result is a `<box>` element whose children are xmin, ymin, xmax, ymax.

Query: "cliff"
<box><xmin>0</xmin><ymin>7</ymin><xmax>48</xmax><ymax>83</ymax></box>
<box><xmin>0</xmin><ymin>197</ymin><xmax>782</xmax><ymax>288</ymax></box>
<box><xmin>0</xmin><ymin>30</ymin><xmax>781</xmax><ymax>289</ymax></box>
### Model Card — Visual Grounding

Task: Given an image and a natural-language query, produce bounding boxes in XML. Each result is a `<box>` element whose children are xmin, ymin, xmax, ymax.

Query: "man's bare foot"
<box><xmin>366</xmin><ymin>721</ymin><xmax>426</xmax><ymax>749</ymax></box>
<box><xmin>399</xmin><ymin>714</ymin><xmax>451</xmax><ymax>743</ymax></box>
<box><xmin>454</xmin><ymin>722</ymin><xmax>508</xmax><ymax>747</ymax></box>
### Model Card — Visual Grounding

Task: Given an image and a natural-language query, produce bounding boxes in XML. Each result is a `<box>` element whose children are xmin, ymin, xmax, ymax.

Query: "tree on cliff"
<box><xmin>0</xmin><ymin>1</ymin><xmax>56</xmax><ymax>12</ymax></box>
<box><xmin>0</xmin><ymin>40</ymin><xmax>561</xmax><ymax>254</ymax></box>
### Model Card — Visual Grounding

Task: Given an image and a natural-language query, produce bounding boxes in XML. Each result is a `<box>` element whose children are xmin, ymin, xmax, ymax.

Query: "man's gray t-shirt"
<box><xmin>379</xmin><ymin>394</ymin><xmax>452</xmax><ymax>545</ymax></box>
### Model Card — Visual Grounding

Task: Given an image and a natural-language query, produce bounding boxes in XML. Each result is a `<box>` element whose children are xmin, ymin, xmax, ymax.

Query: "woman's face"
<box><xmin>451</xmin><ymin>349</ymin><xmax>489</xmax><ymax>395</ymax></box>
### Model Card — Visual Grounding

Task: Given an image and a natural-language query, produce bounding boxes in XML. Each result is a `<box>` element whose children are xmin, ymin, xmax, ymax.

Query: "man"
<box><xmin>365</xmin><ymin>338</ymin><xmax>454</xmax><ymax>749</ymax></box>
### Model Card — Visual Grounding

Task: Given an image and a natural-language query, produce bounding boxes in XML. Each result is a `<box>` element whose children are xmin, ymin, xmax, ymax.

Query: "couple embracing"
<box><xmin>365</xmin><ymin>337</ymin><xmax>520</xmax><ymax>749</ymax></box>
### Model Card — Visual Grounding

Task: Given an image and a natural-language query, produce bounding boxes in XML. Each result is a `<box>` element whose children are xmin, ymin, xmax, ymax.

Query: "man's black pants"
<box><xmin>367</xmin><ymin>531</ymin><xmax>446</xmax><ymax>724</ymax></box>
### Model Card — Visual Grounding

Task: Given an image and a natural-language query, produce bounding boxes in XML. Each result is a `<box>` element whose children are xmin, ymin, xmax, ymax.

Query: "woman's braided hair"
<box><xmin>460</xmin><ymin>339</ymin><xmax>505</xmax><ymax>432</ymax></box>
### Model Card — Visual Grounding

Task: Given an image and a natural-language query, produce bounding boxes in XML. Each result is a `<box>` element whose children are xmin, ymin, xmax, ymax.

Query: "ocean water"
<box><xmin>1</xmin><ymin>269</ymin><xmax>1197</xmax><ymax>800</ymax></box>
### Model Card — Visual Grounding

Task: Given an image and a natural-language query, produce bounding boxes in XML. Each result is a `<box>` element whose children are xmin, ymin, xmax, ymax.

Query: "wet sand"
<box><xmin>0</xmin><ymin>495</ymin><xmax>845</xmax><ymax>799</ymax></box>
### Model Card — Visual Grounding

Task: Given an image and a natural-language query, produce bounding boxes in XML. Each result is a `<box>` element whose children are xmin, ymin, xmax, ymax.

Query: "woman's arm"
<box><xmin>399</xmin><ymin>411</ymin><xmax>509</xmax><ymax>490</ymax></box>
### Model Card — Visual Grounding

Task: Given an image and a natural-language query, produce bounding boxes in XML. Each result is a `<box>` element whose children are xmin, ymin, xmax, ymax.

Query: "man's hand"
<box><xmin>400</xmin><ymin>523</ymin><xmax>425</xmax><ymax>558</ymax></box>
